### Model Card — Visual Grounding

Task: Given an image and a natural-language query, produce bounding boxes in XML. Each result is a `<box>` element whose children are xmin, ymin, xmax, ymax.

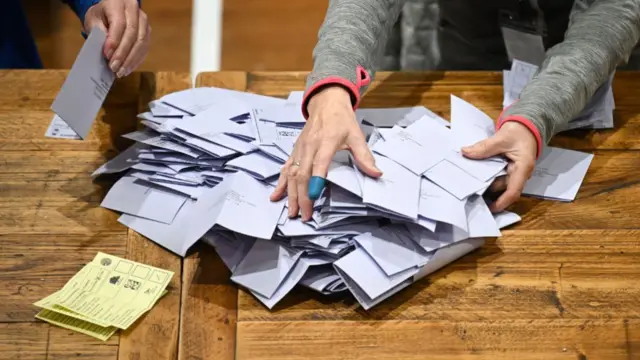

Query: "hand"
<box><xmin>84</xmin><ymin>0</ymin><xmax>151</xmax><ymax>78</ymax></box>
<box><xmin>461</xmin><ymin>121</ymin><xmax>538</xmax><ymax>212</ymax></box>
<box><xmin>270</xmin><ymin>86</ymin><xmax>382</xmax><ymax>221</ymax></box>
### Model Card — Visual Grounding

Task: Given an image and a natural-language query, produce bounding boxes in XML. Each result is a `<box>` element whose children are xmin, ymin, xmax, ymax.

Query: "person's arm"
<box><xmin>59</xmin><ymin>0</ymin><xmax>102</xmax><ymax>23</ymax></box>
<box><xmin>301</xmin><ymin>0</ymin><xmax>407</xmax><ymax>117</ymax></box>
<box><xmin>499</xmin><ymin>0</ymin><xmax>640</xmax><ymax>158</ymax></box>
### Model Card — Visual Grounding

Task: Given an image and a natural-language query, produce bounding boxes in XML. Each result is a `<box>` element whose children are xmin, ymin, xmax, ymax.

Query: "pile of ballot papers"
<box><xmin>34</xmin><ymin>252</ymin><xmax>172</xmax><ymax>341</ymax></box>
<box><xmin>503</xmin><ymin>59</ymin><xmax>615</xmax><ymax>131</ymax></box>
<box><xmin>91</xmin><ymin>85</ymin><xmax>594</xmax><ymax>310</ymax></box>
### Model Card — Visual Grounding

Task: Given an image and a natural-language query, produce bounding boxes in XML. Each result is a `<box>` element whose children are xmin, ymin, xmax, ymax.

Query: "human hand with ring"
<box><xmin>269</xmin><ymin>86</ymin><xmax>382</xmax><ymax>221</ymax></box>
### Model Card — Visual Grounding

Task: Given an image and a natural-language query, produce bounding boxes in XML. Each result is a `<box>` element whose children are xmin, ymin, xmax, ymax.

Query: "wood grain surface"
<box><xmin>118</xmin><ymin>72</ymin><xmax>191</xmax><ymax>360</ymax></box>
<box><xmin>187</xmin><ymin>71</ymin><xmax>640</xmax><ymax>360</ymax></box>
<box><xmin>174</xmin><ymin>72</ymin><xmax>250</xmax><ymax>360</ymax></box>
<box><xmin>0</xmin><ymin>70</ymin><xmax>187</xmax><ymax>360</ymax></box>
<box><xmin>3</xmin><ymin>70</ymin><xmax>640</xmax><ymax>359</ymax></box>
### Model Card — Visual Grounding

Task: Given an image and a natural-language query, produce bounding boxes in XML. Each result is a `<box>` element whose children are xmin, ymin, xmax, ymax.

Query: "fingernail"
<box><xmin>110</xmin><ymin>60</ymin><xmax>121</xmax><ymax>73</ymax></box>
<box><xmin>308</xmin><ymin>176</ymin><xmax>326</xmax><ymax>200</ymax></box>
<box><xmin>106</xmin><ymin>49</ymin><xmax>114</xmax><ymax>59</ymax></box>
<box><xmin>117</xmin><ymin>68</ymin><xmax>126</xmax><ymax>78</ymax></box>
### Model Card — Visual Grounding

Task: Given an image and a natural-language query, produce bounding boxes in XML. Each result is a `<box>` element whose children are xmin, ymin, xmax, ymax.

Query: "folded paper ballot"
<box><xmin>503</xmin><ymin>59</ymin><xmax>615</xmax><ymax>131</ymax></box>
<box><xmin>88</xmin><ymin>84</ymin><xmax>596</xmax><ymax>310</ymax></box>
<box><xmin>50</xmin><ymin>27</ymin><xmax>115</xmax><ymax>139</ymax></box>
<box><xmin>34</xmin><ymin>252</ymin><xmax>172</xmax><ymax>341</ymax></box>
<box><xmin>522</xmin><ymin>146</ymin><xmax>594</xmax><ymax>201</ymax></box>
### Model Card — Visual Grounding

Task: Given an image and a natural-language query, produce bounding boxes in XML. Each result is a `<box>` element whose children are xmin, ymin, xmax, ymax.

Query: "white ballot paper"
<box><xmin>522</xmin><ymin>147</ymin><xmax>594</xmax><ymax>201</ymax></box>
<box><xmin>202</xmin><ymin>231</ymin><xmax>256</xmax><ymax>273</ymax></box>
<box><xmin>412</xmin><ymin>238</ymin><xmax>485</xmax><ymax>281</ymax></box>
<box><xmin>175</xmin><ymin>171</ymin><xmax>285</xmax><ymax>241</ymax></box>
<box><xmin>119</xmin><ymin>199</ymin><xmax>198</xmax><ymax>256</ymax></box>
<box><xmin>503</xmin><ymin>59</ymin><xmax>615</xmax><ymax>130</ymax></box>
<box><xmin>503</xmin><ymin>60</ymin><xmax>538</xmax><ymax>107</ymax></box>
<box><xmin>419</xmin><ymin>178</ymin><xmax>468</xmax><ymax>232</ymax></box>
<box><xmin>172</xmin><ymin>101</ymin><xmax>253</xmax><ymax>141</ymax></box>
<box><xmin>372</xmin><ymin>116</ymin><xmax>450</xmax><ymax>175</ymax></box>
<box><xmin>327</xmin><ymin>158</ymin><xmax>363</xmax><ymax>197</ymax></box>
<box><xmin>450</xmin><ymin>95</ymin><xmax>497</xmax><ymax>148</ymax></box>
<box><xmin>149</xmin><ymin>100</ymin><xmax>190</xmax><ymax>117</ymax></box>
<box><xmin>335</xmin><ymin>237</ymin><xmax>484</xmax><ymax>310</ymax></box>
<box><xmin>101</xmin><ymin>176</ymin><xmax>188</xmax><ymax>224</ymax></box>
<box><xmin>494</xmin><ymin>211</ymin><xmax>522</xmax><ymax>229</ymax></box>
<box><xmin>231</xmin><ymin>239</ymin><xmax>303</xmax><ymax>299</ymax></box>
<box><xmin>424</xmin><ymin>159</ymin><xmax>488</xmax><ymax>200</ymax></box>
<box><xmin>250</xmin><ymin>257</ymin><xmax>311</xmax><ymax>309</ymax></box>
<box><xmin>45</xmin><ymin>115</ymin><xmax>81</xmax><ymax>140</ymax></box>
<box><xmin>334</xmin><ymin>246</ymin><xmax>419</xmax><ymax>302</ymax></box>
<box><xmin>51</xmin><ymin>27</ymin><xmax>115</xmax><ymax>139</ymax></box>
<box><xmin>354</xmin><ymin>226</ymin><xmax>429</xmax><ymax>276</ymax></box>
<box><xmin>91</xmin><ymin>83</ymin><xmax>597</xmax><ymax>311</ymax></box>
<box><xmin>356</xmin><ymin>106</ymin><xmax>449</xmax><ymax>128</ymax></box>
<box><xmin>225</xmin><ymin>151</ymin><xmax>281</xmax><ymax>181</ymax></box>
<box><xmin>299</xmin><ymin>266</ymin><xmax>347</xmax><ymax>295</ymax></box>
<box><xmin>362</xmin><ymin>154</ymin><xmax>420</xmax><ymax>219</ymax></box>
<box><xmin>91</xmin><ymin>143</ymin><xmax>145</xmax><ymax>177</ymax></box>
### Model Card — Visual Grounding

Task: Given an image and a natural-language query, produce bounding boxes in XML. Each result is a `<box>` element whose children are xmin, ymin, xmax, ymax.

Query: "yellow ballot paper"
<box><xmin>34</xmin><ymin>252</ymin><xmax>173</xmax><ymax>340</ymax></box>
<box><xmin>35</xmin><ymin>309</ymin><xmax>118</xmax><ymax>341</ymax></box>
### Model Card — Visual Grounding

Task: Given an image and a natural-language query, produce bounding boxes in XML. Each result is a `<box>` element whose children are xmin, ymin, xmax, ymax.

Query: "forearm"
<box><xmin>302</xmin><ymin>0</ymin><xmax>406</xmax><ymax>117</ymax></box>
<box><xmin>500</xmin><ymin>0</ymin><xmax>640</xmax><ymax>157</ymax></box>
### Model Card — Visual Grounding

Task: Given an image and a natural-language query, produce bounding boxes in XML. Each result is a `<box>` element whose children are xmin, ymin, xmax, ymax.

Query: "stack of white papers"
<box><xmin>90</xmin><ymin>86</ymin><xmax>595</xmax><ymax>310</ymax></box>
<box><xmin>503</xmin><ymin>59</ymin><xmax>615</xmax><ymax>131</ymax></box>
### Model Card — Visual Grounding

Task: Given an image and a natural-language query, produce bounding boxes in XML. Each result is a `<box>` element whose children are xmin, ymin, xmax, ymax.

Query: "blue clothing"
<box><xmin>1</xmin><ymin>0</ymin><xmax>100</xmax><ymax>69</ymax></box>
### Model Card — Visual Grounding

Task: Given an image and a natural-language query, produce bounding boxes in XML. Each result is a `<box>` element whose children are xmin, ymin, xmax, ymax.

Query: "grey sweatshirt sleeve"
<box><xmin>501</xmin><ymin>0</ymin><xmax>640</xmax><ymax>157</ymax></box>
<box><xmin>301</xmin><ymin>0</ymin><xmax>406</xmax><ymax>117</ymax></box>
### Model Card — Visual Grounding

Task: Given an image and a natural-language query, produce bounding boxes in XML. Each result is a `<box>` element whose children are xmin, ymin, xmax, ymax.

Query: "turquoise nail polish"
<box><xmin>308</xmin><ymin>176</ymin><xmax>326</xmax><ymax>200</ymax></box>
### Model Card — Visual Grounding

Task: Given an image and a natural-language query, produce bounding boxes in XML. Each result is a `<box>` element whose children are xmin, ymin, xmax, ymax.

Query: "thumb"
<box><xmin>461</xmin><ymin>135</ymin><xmax>505</xmax><ymax>160</ymax></box>
<box><xmin>347</xmin><ymin>134</ymin><xmax>382</xmax><ymax>178</ymax></box>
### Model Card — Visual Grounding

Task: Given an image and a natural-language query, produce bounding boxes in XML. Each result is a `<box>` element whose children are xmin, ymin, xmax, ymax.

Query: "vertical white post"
<box><xmin>190</xmin><ymin>0</ymin><xmax>223</xmax><ymax>86</ymax></box>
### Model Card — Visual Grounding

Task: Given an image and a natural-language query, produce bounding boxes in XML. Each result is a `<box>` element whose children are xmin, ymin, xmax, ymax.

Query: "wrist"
<box><xmin>498</xmin><ymin>117</ymin><xmax>542</xmax><ymax>159</ymax></box>
<box><xmin>307</xmin><ymin>86</ymin><xmax>353</xmax><ymax>115</ymax></box>
<box><xmin>76</xmin><ymin>0</ymin><xmax>102</xmax><ymax>24</ymax></box>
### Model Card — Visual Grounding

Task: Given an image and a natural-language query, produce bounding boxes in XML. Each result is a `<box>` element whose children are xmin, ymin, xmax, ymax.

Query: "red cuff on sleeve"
<box><xmin>497</xmin><ymin>115</ymin><xmax>543</xmax><ymax>159</ymax></box>
<box><xmin>301</xmin><ymin>65</ymin><xmax>371</xmax><ymax>119</ymax></box>
<box><xmin>496</xmin><ymin>99</ymin><xmax>542</xmax><ymax>159</ymax></box>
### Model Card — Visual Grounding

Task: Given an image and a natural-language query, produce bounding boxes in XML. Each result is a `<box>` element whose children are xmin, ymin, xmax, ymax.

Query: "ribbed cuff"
<box><xmin>301</xmin><ymin>65</ymin><xmax>371</xmax><ymax>119</ymax></box>
<box><xmin>497</xmin><ymin>115</ymin><xmax>543</xmax><ymax>160</ymax></box>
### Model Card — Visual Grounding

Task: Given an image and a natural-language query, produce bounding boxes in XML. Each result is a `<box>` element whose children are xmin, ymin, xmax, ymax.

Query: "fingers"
<box><xmin>106</xmin><ymin>0</ymin><xmax>140</xmax><ymax>77</ymax></box>
<box><xmin>84</xmin><ymin>12</ymin><xmax>108</xmax><ymax>35</ymax></box>
<box><xmin>100</xmin><ymin>0</ymin><xmax>125</xmax><ymax>61</ymax></box>
<box><xmin>311</xmin><ymin>140</ymin><xmax>339</xmax><ymax>179</ymax></box>
<box><xmin>270</xmin><ymin>159</ymin><xmax>290</xmax><ymax>202</ymax></box>
<box><xmin>286</xmin><ymin>164</ymin><xmax>300</xmax><ymax>217</ymax></box>
<box><xmin>462</xmin><ymin>135</ymin><xmax>506</xmax><ymax>160</ymax></box>
<box><xmin>490</xmin><ymin>161</ymin><xmax>534</xmax><ymax>212</ymax></box>
<box><xmin>488</xmin><ymin>175</ymin><xmax>507</xmax><ymax>193</ymax></box>
<box><xmin>347</xmin><ymin>131</ymin><xmax>382</xmax><ymax>178</ymax></box>
<box><xmin>119</xmin><ymin>11</ymin><xmax>150</xmax><ymax>77</ymax></box>
<box><xmin>296</xmin><ymin>142</ymin><xmax>317</xmax><ymax>221</ymax></box>
<box><xmin>308</xmin><ymin>138</ymin><xmax>340</xmax><ymax>201</ymax></box>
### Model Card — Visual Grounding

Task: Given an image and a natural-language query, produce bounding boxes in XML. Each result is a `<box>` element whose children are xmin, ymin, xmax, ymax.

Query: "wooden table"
<box><xmin>1</xmin><ymin>70</ymin><xmax>640</xmax><ymax>360</ymax></box>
